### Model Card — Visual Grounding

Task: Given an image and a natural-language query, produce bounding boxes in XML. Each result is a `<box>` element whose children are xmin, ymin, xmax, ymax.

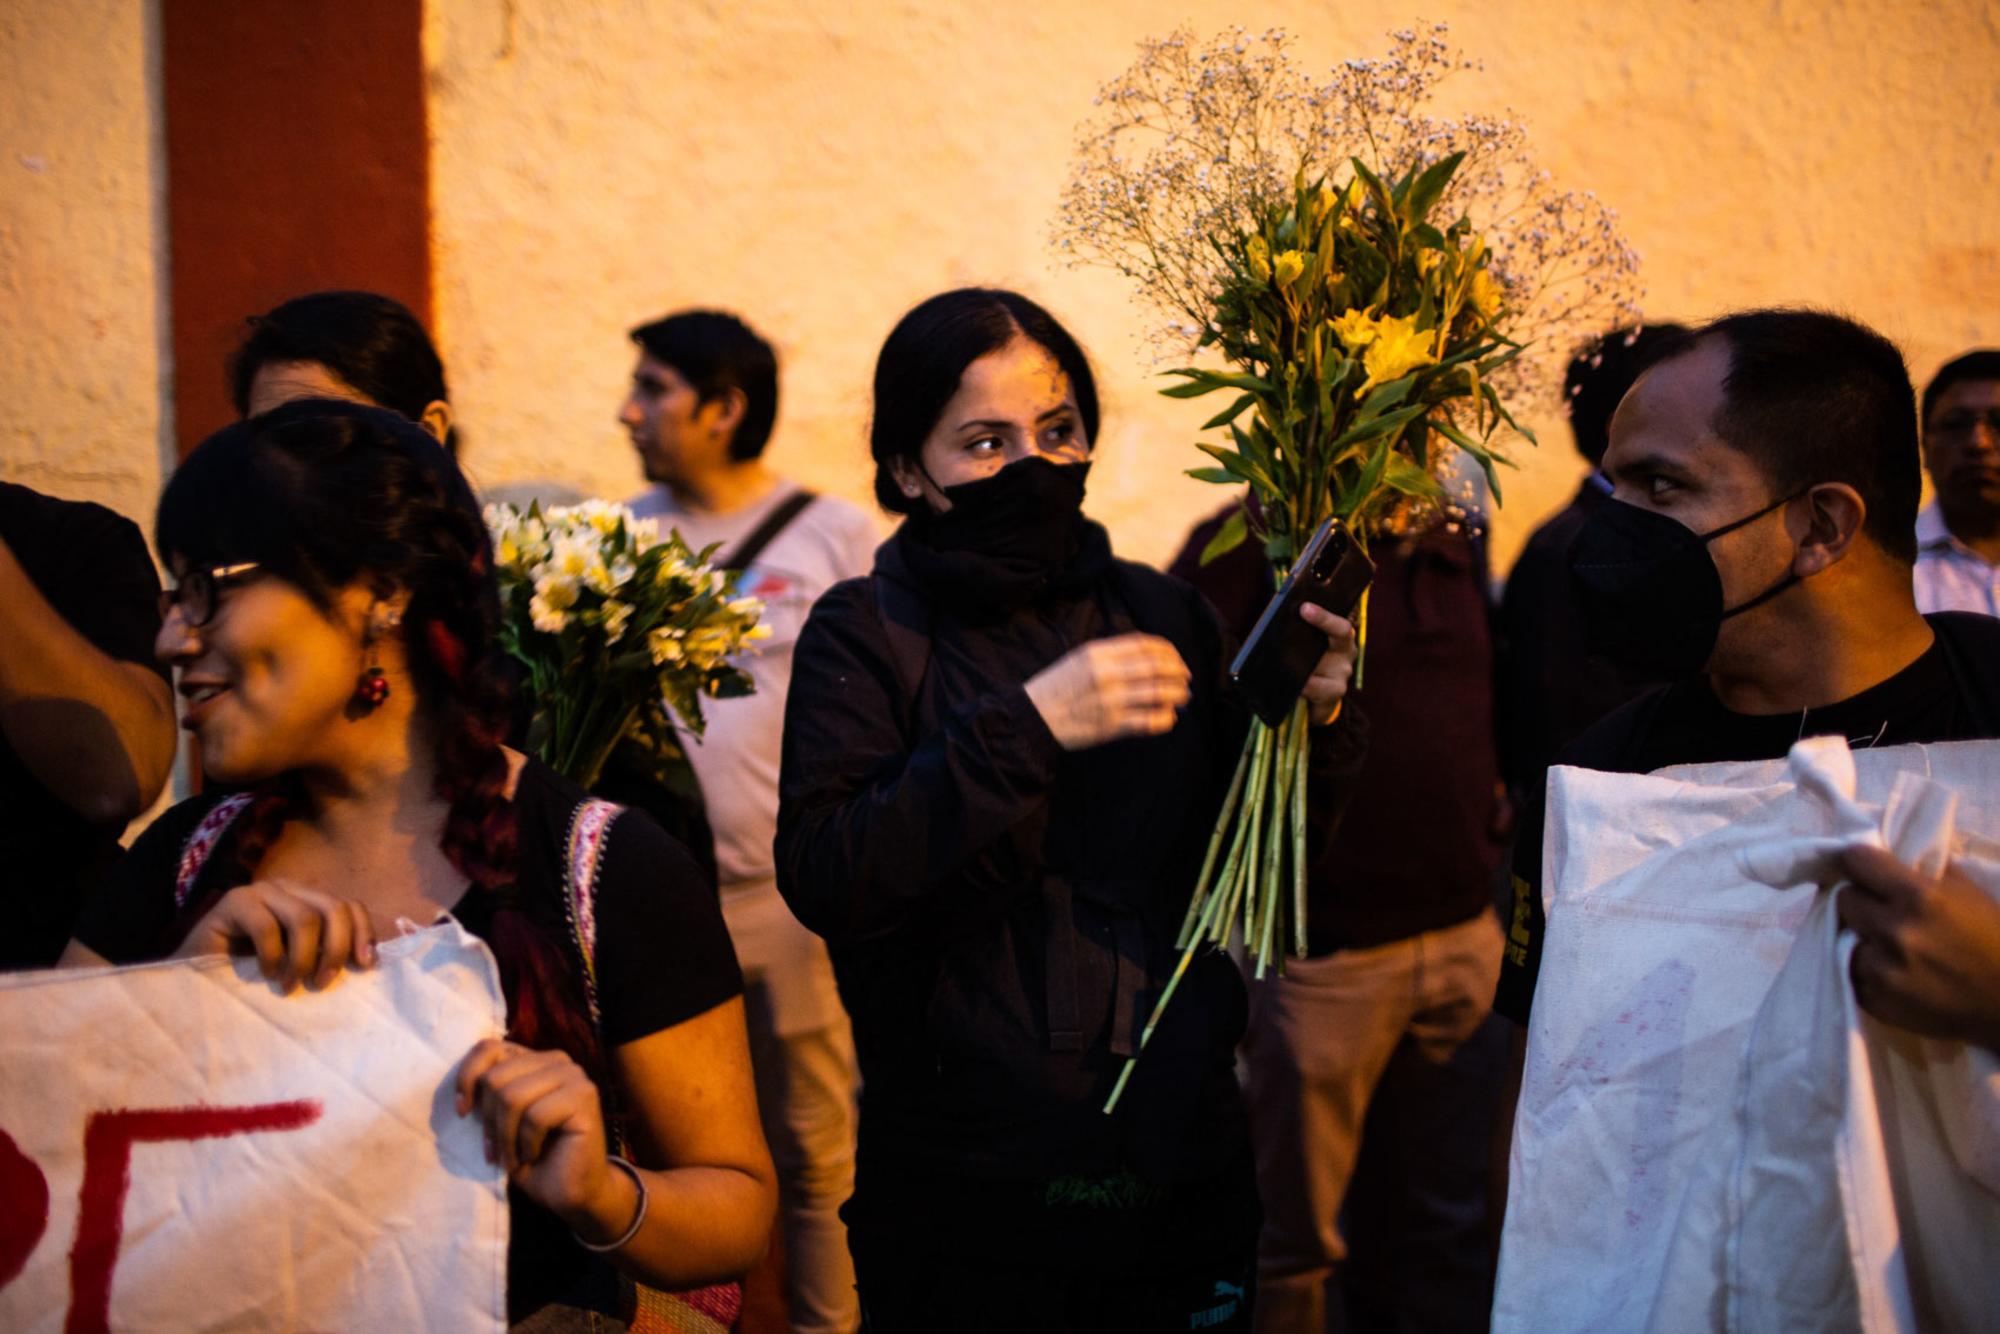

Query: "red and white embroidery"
<box><xmin>173</xmin><ymin>792</ymin><xmax>257</xmax><ymax>910</ymax></box>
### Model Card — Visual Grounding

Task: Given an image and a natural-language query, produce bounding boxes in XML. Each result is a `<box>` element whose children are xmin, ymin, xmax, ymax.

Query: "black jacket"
<box><xmin>775</xmin><ymin>523</ymin><xmax>1364</xmax><ymax>1187</ymax></box>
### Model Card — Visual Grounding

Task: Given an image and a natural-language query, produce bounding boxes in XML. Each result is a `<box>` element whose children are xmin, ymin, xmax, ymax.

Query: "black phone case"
<box><xmin>1229</xmin><ymin>517</ymin><xmax>1375</xmax><ymax>728</ymax></box>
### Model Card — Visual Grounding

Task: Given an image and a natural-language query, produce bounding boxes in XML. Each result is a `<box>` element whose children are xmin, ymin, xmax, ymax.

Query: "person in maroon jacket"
<box><xmin>1172</xmin><ymin>504</ymin><xmax>1507</xmax><ymax>1333</ymax></box>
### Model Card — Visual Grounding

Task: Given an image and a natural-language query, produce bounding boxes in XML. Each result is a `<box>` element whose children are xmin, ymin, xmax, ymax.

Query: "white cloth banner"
<box><xmin>0</xmin><ymin>920</ymin><xmax>508</xmax><ymax>1333</ymax></box>
<box><xmin>1494</xmin><ymin>736</ymin><xmax>2000</xmax><ymax>1333</ymax></box>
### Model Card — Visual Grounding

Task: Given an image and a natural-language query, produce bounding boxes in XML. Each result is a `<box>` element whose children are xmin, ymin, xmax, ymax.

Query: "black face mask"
<box><xmin>1569</xmin><ymin>491</ymin><xmax>1803</xmax><ymax>679</ymax></box>
<box><xmin>917</xmin><ymin>455</ymin><xmax>1091</xmax><ymax>577</ymax></box>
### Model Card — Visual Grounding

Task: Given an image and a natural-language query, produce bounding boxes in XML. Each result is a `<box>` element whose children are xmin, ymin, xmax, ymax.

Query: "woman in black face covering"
<box><xmin>774</xmin><ymin>289</ymin><xmax>1361</xmax><ymax>1331</ymax></box>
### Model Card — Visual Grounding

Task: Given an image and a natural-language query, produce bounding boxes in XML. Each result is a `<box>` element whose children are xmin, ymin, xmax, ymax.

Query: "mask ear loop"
<box><xmin>1695</xmin><ymin>487</ymin><xmax>1807</xmax><ymax>545</ymax></box>
<box><xmin>1712</xmin><ymin>488</ymin><xmax>1814</xmax><ymax>621</ymax></box>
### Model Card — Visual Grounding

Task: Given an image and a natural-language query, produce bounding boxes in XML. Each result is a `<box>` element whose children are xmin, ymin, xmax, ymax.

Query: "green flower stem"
<box><xmin>1254</xmin><ymin>713</ymin><xmax>1301</xmax><ymax>979</ymax></box>
<box><xmin>568</xmin><ymin>699</ymin><xmax>643</xmax><ymax>791</ymax></box>
<box><xmin>1291</xmin><ymin>701</ymin><xmax>1311</xmax><ymax>959</ymax></box>
<box><xmin>1176</xmin><ymin>732</ymin><xmax>1255</xmax><ymax>949</ymax></box>
<box><xmin>1209</xmin><ymin>724</ymin><xmax>1273</xmax><ymax>948</ymax></box>
<box><xmin>1105</xmin><ymin>793</ymin><xmax>1247</xmax><ymax>1113</ymax></box>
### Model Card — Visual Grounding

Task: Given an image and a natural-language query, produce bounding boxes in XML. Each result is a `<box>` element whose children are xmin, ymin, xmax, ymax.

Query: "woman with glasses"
<box><xmin>63</xmin><ymin>399</ymin><xmax>776</xmax><ymax>1328</ymax></box>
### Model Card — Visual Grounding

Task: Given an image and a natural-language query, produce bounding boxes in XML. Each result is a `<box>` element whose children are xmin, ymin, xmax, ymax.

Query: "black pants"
<box><xmin>849</xmin><ymin>1207</ymin><xmax>1257</xmax><ymax>1333</ymax></box>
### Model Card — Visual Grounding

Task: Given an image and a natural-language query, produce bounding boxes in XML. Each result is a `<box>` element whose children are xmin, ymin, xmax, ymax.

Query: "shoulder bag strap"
<box><xmin>722</xmin><ymin>488</ymin><xmax>817</xmax><ymax>572</ymax></box>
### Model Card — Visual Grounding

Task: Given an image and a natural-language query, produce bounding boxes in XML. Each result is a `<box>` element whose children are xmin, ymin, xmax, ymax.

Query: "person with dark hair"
<box><xmin>1495</xmin><ymin>323</ymin><xmax>1689</xmax><ymax>795</ymax></box>
<box><xmin>1495</xmin><ymin>309</ymin><xmax>2000</xmax><ymax>1042</ymax></box>
<box><xmin>231</xmin><ymin>290</ymin><xmax>456</xmax><ymax>450</ymax></box>
<box><xmin>61</xmin><ymin>401</ymin><xmax>775</xmax><ymax>1326</ymax></box>
<box><xmin>1914</xmin><ymin>349</ymin><xmax>2000</xmax><ymax>615</ymax></box>
<box><xmin>618</xmin><ymin>309</ymin><xmax>876</xmax><ymax>1333</ymax></box>
<box><xmin>775</xmin><ymin>288</ymin><xmax>1365</xmax><ymax>1330</ymax></box>
<box><xmin>0</xmin><ymin>484</ymin><xmax>175</xmax><ymax>968</ymax></box>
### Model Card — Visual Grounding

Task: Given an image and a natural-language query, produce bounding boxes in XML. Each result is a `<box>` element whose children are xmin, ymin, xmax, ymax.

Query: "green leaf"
<box><xmin>1402</xmin><ymin>151</ymin><xmax>1465</xmax><ymax>226</ymax></box>
<box><xmin>1350</xmin><ymin>158</ymin><xmax>1396</xmax><ymax>219</ymax></box>
<box><xmin>1356</xmin><ymin>372</ymin><xmax>1418</xmax><ymax>423</ymax></box>
<box><xmin>1328</xmin><ymin>402</ymin><xmax>1427</xmax><ymax>451</ymax></box>
<box><xmin>1199</xmin><ymin>508</ymin><xmax>1250</xmax><ymax>565</ymax></box>
<box><xmin>1342</xmin><ymin>440</ymin><xmax>1394</xmax><ymax>515</ymax></box>
<box><xmin>1201</xmin><ymin>440</ymin><xmax>1278</xmax><ymax>494</ymax></box>
<box><xmin>1185</xmin><ymin>466</ymin><xmax>1239</xmax><ymax>484</ymax></box>
<box><xmin>1210</xmin><ymin>370</ymin><xmax>1278</xmax><ymax>393</ymax></box>
<box><xmin>1480</xmin><ymin>383</ymin><xmax>1541</xmax><ymax>447</ymax></box>
<box><xmin>1201</xmin><ymin>393</ymin><xmax>1258</xmax><ymax>431</ymax></box>
<box><xmin>1408</xmin><ymin>223</ymin><xmax>1446</xmax><ymax>250</ymax></box>
<box><xmin>1382</xmin><ymin>454</ymin><xmax>1445</xmax><ymax>499</ymax></box>
<box><xmin>1431</xmin><ymin>418</ymin><xmax>1509</xmax><ymax>504</ymax></box>
<box><xmin>1160</xmin><ymin>376</ymin><xmax>1225</xmax><ymax>399</ymax></box>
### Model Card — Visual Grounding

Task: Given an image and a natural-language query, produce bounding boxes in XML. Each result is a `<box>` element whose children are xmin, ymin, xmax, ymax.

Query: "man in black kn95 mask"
<box><xmin>1495</xmin><ymin>308</ymin><xmax>2000</xmax><ymax>1058</ymax></box>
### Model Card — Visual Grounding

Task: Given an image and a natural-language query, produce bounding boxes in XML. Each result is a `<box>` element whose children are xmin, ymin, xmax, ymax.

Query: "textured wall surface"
<box><xmin>425</xmin><ymin>0</ymin><xmax>2000</xmax><ymax>571</ymax></box>
<box><xmin>3</xmin><ymin>1</ymin><xmax>1996</xmax><ymax>575</ymax></box>
<box><xmin>0</xmin><ymin>0</ymin><xmax>170</xmax><ymax>532</ymax></box>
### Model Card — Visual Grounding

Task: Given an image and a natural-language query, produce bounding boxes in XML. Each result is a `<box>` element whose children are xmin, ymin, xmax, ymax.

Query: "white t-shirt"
<box><xmin>626</xmin><ymin>480</ymin><xmax>881</xmax><ymax>887</ymax></box>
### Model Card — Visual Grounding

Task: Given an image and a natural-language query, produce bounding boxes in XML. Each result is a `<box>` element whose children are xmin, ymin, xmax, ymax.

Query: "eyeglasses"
<box><xmin>1931</xmin><ymin>409</ymin><xmax>2000</xmax><ymax>442</ymax></box>
<box><xmin>159</xmin><ymin>562</ymin><xmax>262</xmax><ymax>627</ymax></box>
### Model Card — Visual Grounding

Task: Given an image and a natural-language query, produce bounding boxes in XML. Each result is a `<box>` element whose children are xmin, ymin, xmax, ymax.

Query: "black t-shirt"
<box><xmin>74</xmin><ymin>756</ymin><xmax>744</xmax><ymax>1320</ymax></box>
<box><xmin>0</xmin><ymin>482</ymin><xmax>167</xmax><ymax>969</ymax></box>
<box><xmin>1495</xmin><ymin>612</ymin><xmax>2000</xmax><ymax>1024</ymax></box>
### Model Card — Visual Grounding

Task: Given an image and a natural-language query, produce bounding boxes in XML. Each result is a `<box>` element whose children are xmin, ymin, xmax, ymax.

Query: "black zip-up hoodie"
<box><xmin>775</xmin><ymin>518</ymin><xmax>1367</xmax><ymax>1202</ymax></box>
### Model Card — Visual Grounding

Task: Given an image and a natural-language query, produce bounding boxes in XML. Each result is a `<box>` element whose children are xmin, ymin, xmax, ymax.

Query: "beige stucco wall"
<box><xmin>426</xmin><ymin>0</ymin><xmax>2000</xmax><ymax>574</ymax></box>
<box><xmin>2</xmin><ymin>2</ymin><xmax>1994</xmax><ymax>576</ymax></box>
<box><xmin>0</xmin><ymin>0</ymin><xmax>171</xmax><ymax>534</ymax></box>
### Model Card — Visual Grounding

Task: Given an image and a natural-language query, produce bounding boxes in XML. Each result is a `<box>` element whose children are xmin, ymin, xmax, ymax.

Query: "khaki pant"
<box><xmin>1242</xmin><ymin>911</ymin><xmax>1504</xmax><ymax>1333</ymax></box>
<box><xmin>724</xmin><ymin>878</ymin><xmax>861</xmax><ymax>1334</ymax></box>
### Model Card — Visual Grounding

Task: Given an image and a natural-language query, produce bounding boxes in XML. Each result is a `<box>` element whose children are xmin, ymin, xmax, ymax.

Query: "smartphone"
<box><xmin>1229</xmin><ymin>517</ymin><xmax>1374</xmax><ymax>727</ymax></box>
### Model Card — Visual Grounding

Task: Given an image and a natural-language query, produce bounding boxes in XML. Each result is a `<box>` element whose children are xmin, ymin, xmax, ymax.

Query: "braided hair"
<box><xmin>156</xmin><ymin>399</ymin><xmax>599</xmax><ymax>1075</ymax></box>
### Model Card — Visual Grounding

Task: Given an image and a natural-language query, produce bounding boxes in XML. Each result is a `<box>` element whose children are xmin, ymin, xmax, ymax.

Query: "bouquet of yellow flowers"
<box><xmin>1057</xmin><ymin>25</ymin><xmax>1641</xmax><ymax>1106</ymax></box>
<box><xmin>484</xmin><ymin>499</ymin><xmax>768</xmax><ymax>789</ymax></box>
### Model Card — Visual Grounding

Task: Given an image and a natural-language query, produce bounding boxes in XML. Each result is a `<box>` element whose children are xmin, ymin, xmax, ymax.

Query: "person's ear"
<box><xmin>888</xmin><ymin>454</ymin><xmax>924</xmax><ymax>506</ymax></box>
<box><xmin>1792</xmin><ymin>482</ymin><xmax>1866</xmax><ymax>576</ymax></box>
<box><xmin>419</xmin><ymin>399</ymin><xmax>454</xmax><ymax>447</ymax></box>
<box><xmin>701</xmin><ymin>387</ymin><xmax>748</xmax><ymax>444</ymax></box>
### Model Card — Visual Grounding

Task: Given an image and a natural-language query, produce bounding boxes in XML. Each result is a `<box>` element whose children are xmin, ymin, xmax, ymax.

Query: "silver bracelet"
<box><xmin>574</xmin><ymin>1154</ymin><xmax>648</xmax><ymax>1253</ymax></box>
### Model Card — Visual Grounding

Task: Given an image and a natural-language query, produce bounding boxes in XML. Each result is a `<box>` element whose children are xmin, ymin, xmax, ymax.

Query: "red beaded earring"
<box><xmin>352</xmin><ymin>605</ymin><xmax>400</xmax><ymax>711</ymax></box>
<box><xmin>353</xmin><ymin>666</ymin><xmax>391</xmax><ymax>709</ymax></box>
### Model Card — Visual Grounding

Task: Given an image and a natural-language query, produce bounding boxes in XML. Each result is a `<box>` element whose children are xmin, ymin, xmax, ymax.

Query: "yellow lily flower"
<box><xmin>1245</xmin><ymin>235</ymin><xmax>1272</xmax><ymax>282</ymax></box>
<box><xmin>1329</xmin><ymin>308</ymin><xmax>1380</xmax><ymax>351</ymax></box>
<box><xmin>1468</xmin><ymin>268</ymin><xmax>1505</xmax><ymax>321</ymax></box>
<box><xmin>1273</xmin><ymin>250</ymin><xmax>1306</xmax><ymax>288</ymax></box>
<box><xmin>1358</xmin><ymin>314</ymin><xmax>1438</xmax><ymax>395</ymax></box>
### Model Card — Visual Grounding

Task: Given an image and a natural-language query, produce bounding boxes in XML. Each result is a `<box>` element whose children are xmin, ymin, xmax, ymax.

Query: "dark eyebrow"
<box><xmin>954</xmin><ymin>406</ymin><xmax>1077</xmax><ymax>433</ymax></box>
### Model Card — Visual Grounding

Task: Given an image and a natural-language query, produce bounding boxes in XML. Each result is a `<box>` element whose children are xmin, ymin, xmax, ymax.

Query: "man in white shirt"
<box><xmin>620</xmin><ymin>310</ymin><xmax>878</xmax><ymax>1332</ymax></box>
<box><xmin>1914</xmin><ymin>350</ymin><xmax>2000</xmax><ymax>616</ymax></box>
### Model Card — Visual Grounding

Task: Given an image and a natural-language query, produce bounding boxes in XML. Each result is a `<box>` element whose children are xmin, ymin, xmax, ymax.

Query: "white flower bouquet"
<box><xmin>484</xmin><ymin>500</ymin><xmax>768</xmax><ymax>788</ymax></box>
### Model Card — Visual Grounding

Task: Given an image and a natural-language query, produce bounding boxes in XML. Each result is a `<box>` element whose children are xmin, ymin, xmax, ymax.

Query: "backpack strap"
<box><xmin>174</xmin><ymin>792</ymin><xmax>258</xmax><ymax>911</ymax></box>
<box><xmin>560</xmin><ymin>796</ymin><xmax>625</xmax><ymax>1034</ymax></box>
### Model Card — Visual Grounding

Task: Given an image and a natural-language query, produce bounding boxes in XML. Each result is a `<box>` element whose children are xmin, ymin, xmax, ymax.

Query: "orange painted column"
<box><xmin>161</xmin><ymin>0</ymin><xmax>432</xmax><ymax>458</ymax></box>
